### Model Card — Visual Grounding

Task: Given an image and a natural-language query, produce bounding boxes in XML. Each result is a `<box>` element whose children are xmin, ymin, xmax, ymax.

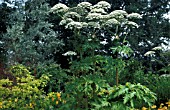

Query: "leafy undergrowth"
<box><xmin>0</xmin><ymin>64</ymin><xmax>168</xmax><ymax>110</ymax></box>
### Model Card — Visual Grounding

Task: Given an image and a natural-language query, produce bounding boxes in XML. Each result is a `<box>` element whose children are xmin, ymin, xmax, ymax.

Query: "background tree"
<box><xmin>2</xmin><ymin>0</ymin><xmax>63</xmax><ymax>68</ymax></box>
<box><xmin>0</xmin><ymin>2</ymin><xmax>15</xmax><ymax>77</ymax></box>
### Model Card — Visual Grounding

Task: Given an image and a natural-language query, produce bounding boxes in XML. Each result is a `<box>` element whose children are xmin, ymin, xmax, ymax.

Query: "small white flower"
<box><xmin>152</xmin><ymin>46</ymin><xmax>162</xmax><ymax>50</ymax></box>
<box><xmin>51</xmin><ymin>3</ymin><xmax>69</xmax><ymax>13</ymax></box>
<box><xmin>88</xmin><ymin>39</ymin><xmax>92</xmax><ymax>41</ymax></box>
<box><xmin>77</xmin><ymin>2</ymin><xmax>92</xmax><ymax>9</ymax></box>
<box><xmin>144</xmin><ymin>51</ymin><xmax>155</xmax><ymax>56</ymax></box>
<box><xmin>111</xmin><ymin>36</ymin><xmax>115</xmax><ymax>41</ymax></box>
<box><xmin>127</xmin><ymin>13</ymin><xmax>142</xmax><ymax>19</ymax></box>
<box><xmin>100</xmin><ymin>39</ymin><xmax>108</xmax><ymax>45</ymax></box>
<box><xmin>62</xmin><ymin>51</ymin><xmax>77</xmax><ymax>56</ymax></box>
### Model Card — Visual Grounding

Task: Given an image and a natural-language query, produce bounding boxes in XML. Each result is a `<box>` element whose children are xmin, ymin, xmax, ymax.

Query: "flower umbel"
<box><xmin>77</xmin><ymin>2</ymin><xmax>92</xmax><ymax>9</ymax></box>
<box><xmin>128</xmin><ymin>13</ymin><xmax>142</xmax><ymax>19</ymax></box>
<box><xmin>62</xmin><ymin>51</ymin><xmax>77</xmax><ymax>56</ymax></box>
<box><xmin>51</xmin><ymin>3</ymin><xmax>69</xmax><ymax>13</ymax></box>
<box><xmin>144</xmin><ymin>51</ymin><xmax>155</xmax><ymax>56</ymax></box>
<box><xmin>104</xmin><ymin>18</ymin><xmax>120</xmax><ymax>27</ymax></box>
<box><xmin>109</xmin><ymin>10</ymin><xmax>128</xmax><ymax>19</ymax></box>
<box><xmin>65</xmin><ymin>21</ymin><xmax>83</xmax><ymax>30</ymax></box>
<box><xmin>93</xmin><ymin>1</ymin><xmax>111</xmax><ymax>10</ymax></box>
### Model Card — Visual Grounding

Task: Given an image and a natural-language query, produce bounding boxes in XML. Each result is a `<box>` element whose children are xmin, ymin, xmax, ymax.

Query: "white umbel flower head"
<box><xmin>65</xmin><ymin>21</ymin><xmax>83</xmax><ymax>30</ymax></box>
<box><xmin>51</xmin><ymin>3</ymin><xmax>69</xmax><ymax>13</ymax></box>
<box><xmin>152</xmin><ymin>46</ymin><xmax>162</xmax><ymax>50</ymax></box>
<box><xmin>93</xmin><ymin>1</ymin><xmax>111</xmax><ymax>10</ymax></box>
<box><xmin>88</xmin><ymin>22</ymin><xmax>100</xmax><ymax>29</ymax></box>
<box><xmin>77</xmin><ymin>2</ymin><xmax>92</xmax><ymax>9</ymax></box>
<box><xmin>110</xmin><ymin>10</ymin><xmax>128</xmax><ymax>17</ymax></box>
<box><xmin>59</xmin><ymin>18</ymin><xmax>73</xmax><ymax>25</ymax></box>
<box><xmin>63</xmin><ymin>12</ymin><xmax>81</xmax><ymax>19</ymax></box>
<box><xmin>62</xmin><ymin>51</ymin><xmax>77</xmax><ymax>56</ymax></box>
<box><xmin>127</xmin><ymin>13</ymin><xmax>142</xmax><ymax>19</ymax></box>
<box><xmin>109</xmin><ymin>10</ymin><xmax>127</xmax><ymax>20</ymax></box>
<box><xmin>81</xmin><ymin>22</ymin><xmax>88</xmax><ymax>27</ymax></box>
<box><xmin>86</xmin><ymin>13</ymin><xmax>102</xmax><ymax>20</ymax></box>
<box><xmin>144</xmin><ymin>51</ymin><xmax>155</xmax><ymax>56</ymax></box>
<box><xmin>104</xmin><ymin>18</ymin><xmax>120</xmax><ymax>27</ymax></box>
<box><xmin>90</xmin><ymin>8</ymin><xmax>107</xmax><ymax>14</ymax></box>
<box><xmin>100</xmin><ymin>15</ymin><xmax>110</xmax><ymax>19</ymax></box>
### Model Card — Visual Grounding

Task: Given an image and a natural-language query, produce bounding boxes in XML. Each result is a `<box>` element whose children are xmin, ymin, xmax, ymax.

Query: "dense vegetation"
<box><xmin>0</xmin><ymin>0</ymin><xmax>170</xmax><ymax>109</ymax></box>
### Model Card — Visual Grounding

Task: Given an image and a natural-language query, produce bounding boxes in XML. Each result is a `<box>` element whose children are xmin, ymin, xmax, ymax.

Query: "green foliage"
<box><xmin>0</xmin><ymin>65</ymin><xmax>51</xmax><ymax>109</ymax></box>
<box><xmin>36</xmin><ymin>63</ymin><xmax>68</xmax><ymax>92</ymax></box>
<box><xmin>59</xmin><ymin>74</ymin><xmax>111</xmax><ymax>110</ymax></box>
<box><xmin>9</xmin><ymin>64</ymin><xmax>31</xmax><ymax>77</ymax></box>
<box><xmin>126</xmin><ymin>70</ymin><xmax>170</xmax><ymax>104</ymax></box>
<box><xmin>111</xmin><ymin>45</ymin><xmax>133</xmax><ymax>56</ymax></box>
<box><xmin>154</xmin><ymin>77</ymin><xmax>170</xmax><ymax>102</ymax></box>
<box><xmin>2</xmin><ymin>0</ymin><xmax>169</xmax><ymax>110</ymax></box>
<box><xmin>109</xmin><ymin>82</ymin><xmax>157</xmax><ymax>109</ymax></box>
<box><xmin>3</xmin><ymin>0</ymin><xmax>63</xmax><ymax>67</ymax></box>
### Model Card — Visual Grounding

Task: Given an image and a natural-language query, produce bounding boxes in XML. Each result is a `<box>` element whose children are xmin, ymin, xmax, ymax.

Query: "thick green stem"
<box><xmin>116</xmin><ymin>67</ymin><xmax>119</xmax><ymax>86</ymax></box>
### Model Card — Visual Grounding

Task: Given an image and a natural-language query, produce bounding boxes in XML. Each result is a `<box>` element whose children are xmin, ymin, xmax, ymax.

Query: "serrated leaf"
<box><xmin>123</xmin><ymin>95</ymin><xmax>129</xmax><ymax>104</ymax></box>
<box><xmin>130</xmin><ymin>99</ymin><xmax>134</xmax><ymax>108</ymax></box>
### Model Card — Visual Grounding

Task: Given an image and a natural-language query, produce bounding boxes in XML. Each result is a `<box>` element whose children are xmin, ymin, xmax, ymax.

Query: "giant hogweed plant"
<box><xmin>51</xmin><ymin>1</ymin><xmax>141</xmax><ymax>59</ymax></box>
<box><xmin>51</xmin><ymin>1</ymin><xmax>141</xmax><ymax>79</ymax></box>
<box><xmin>50</xmin><ymin>1</ymin><xmax>157</xmax><ymax>109</ymax></box>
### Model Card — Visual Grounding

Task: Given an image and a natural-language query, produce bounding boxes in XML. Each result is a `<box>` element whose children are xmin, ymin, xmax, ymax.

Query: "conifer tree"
<box><xmin>3</xmin><ymin>0</ymin><xmax>63</xmax><ymax>67</ymax></box>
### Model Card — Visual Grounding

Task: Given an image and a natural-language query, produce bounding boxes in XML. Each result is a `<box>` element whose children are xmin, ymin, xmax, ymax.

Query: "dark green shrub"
<box><xmin>36</xmin><ymin>63</ymin><xmax>68</xmax><ymax>92</ymax></box>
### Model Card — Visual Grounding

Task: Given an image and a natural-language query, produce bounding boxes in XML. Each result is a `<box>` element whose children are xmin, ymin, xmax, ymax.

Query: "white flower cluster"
<box><xmin>65</xmin><ymin>21</ymin><xmax>83</xmax><ymax>30</ymax></box>
<box><xmin>125</xmin><ymin>21</ymin><xmax>139</xmax><ymax>28</ymax></box>
<box><xmin>104</xmin><ymin>18</ymin><xmax>120</xmax><ymax>27</ymax></box>
<box><xmin>51</xmin><ymin>3</ymin><xmax>69</xmax><ymax>13</ymax></box>
<box><xmin>109</xmin><ymin>10</ymin><xmax>127</xmax><ymax>19</ymax></box>
<box><xmin>81</xmin><ymin>22</ymin><xmax>88</xmax><ymax>27</ymax></box>
<box><xmin>65</xmin><ymin>21</ymin><xmax>88</xmax><ymax>30</ymax></box>
<box><xmin>59</xmin><ymin>18</ymin><xmax>73</xmax><ymax>25</ymax></box>
<box><xmin>90</xmin><ymin>8</ymin><xmax>107</xmax><ymax>14</ymax></box>
<box><xmin>127</xmin><ymin>13</ymin><xmax>142</xmax><ymax>19</ymax></box>
<box><xmin>88</xmin><ymin>22</ymin><xmax>100</xmax><ymax>29</ymax></box>
<box><xmin>100</xmin><ymin>39</ymin><xmax>108</xmax><ymax>45</ymax></box>
<box><xmin>62</xmin><ymin>51</ymin><xmax>77</xmax><ymax>56</ymax></box>
<box><xmin>144</xmin><ymin>51</ymin><xmax>155</xmax><ymax>56</ymax></box>
<box><xmin>152</xmin><ymin>46</ymin><xmax>162</xmax><ymax>50</ymax></box>
<box><xmin>60</xmin><ymin>18</ymin><xmax>88</xmax><ymax>29</ymax></box>
<box><xmin>86</xmin><ymin>13</ymin><xmax>102</xmax><ymax>20</ymax></box>
<box><xmin>100</xmin><ymin>15</ymin><xmax>110</xmax><ymax>19</ymax></box>
<box><xmin>93</xmin><ymin>1</ymin><xmax>111</xmax><ymax>10</ymax></box>
<box><xmin>77</xmin><ymin>2</ymin><xmax>92</xmax><ymax>9</ymax></box>
<box><xmin>63</xmin><ymin>12</ymin><xmax>81</xmax><ymax>19</ymax></box>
